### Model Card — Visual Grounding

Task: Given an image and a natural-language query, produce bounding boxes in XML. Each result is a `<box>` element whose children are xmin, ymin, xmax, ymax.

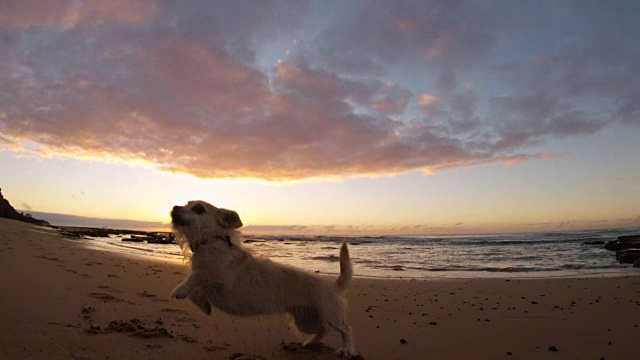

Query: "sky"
<box><xmin>0</xmin><ymin>0</ymin><xmax>639</xmax><ymax>235</ymax></box>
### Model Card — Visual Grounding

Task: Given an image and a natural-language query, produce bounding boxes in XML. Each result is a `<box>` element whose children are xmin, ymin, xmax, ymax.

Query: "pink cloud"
<box><xmin>0</xmin><ymin>1</ymin><xmax>637</xmax><ymax>180</ymax></box>
<box><xmin>397</xmin><ymin>17</ymin><xmax>417</xmax><ymax>33</ymax></box>
<box><xmin>0</xmin><ymin>0</ymin><xmax>157</xmax><ymax>28</ymax></box>
<box><xmin>424</xmin><ymin>32</ymin><xmax>454</xmax><ymax>60</ymax></box>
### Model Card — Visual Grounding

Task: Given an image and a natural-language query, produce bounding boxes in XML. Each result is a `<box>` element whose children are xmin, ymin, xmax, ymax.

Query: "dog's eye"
<box><xmin>192</xmin><ymin>204</ymin><xmax>206</xmax><ymax>214</ymax></box>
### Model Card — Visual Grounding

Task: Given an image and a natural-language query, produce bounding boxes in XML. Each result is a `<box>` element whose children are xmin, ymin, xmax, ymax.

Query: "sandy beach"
<box><xmin>1</xmin><ymin>218</ymin><xmax>638</xmax><ymax>360</ymax></box>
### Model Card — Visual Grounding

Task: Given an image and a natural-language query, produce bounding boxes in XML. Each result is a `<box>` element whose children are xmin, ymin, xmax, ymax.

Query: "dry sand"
<box><xmin>1</xmin><ymin>218</ymin><xmax>638</xmax><ymax>359</ymax></box>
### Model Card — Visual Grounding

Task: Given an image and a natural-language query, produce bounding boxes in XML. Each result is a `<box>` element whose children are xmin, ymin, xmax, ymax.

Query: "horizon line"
<box><xmin>20</xmin><ymin>210</ymin><xmax>640</xmax><ymax>237</ymax></box>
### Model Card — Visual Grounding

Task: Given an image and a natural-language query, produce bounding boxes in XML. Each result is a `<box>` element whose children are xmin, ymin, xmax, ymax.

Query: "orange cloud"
<box><xmin>536</xmin><ymin>152</ymin><xmax>561</xmax><ymax>161</ymax></box>
<box><xmin>417</xmin><ymin>93</ymin><xmax>440</xmax><ymax>107</ymax></box>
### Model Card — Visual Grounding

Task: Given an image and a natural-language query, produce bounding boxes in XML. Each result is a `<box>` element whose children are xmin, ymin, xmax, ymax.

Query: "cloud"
<box><xmin>26</xmin><ymin>210</ymin><xmax>168</xmax><ymax>230</ymax></box>
<box><xmin>0</xmin><ymin>0</ymin><xmax>158</xmax><ymax>29</ymax></box>
<box><xmin>0</xmin><ymin>0</ymin><xmax>638</xmax><ymax>181</ymax></box>
<box><xmin>536</xmin><ymin>152</ymin><xmax>561</xmax><ymax>161</ymax></box>
<box><xmin>417</xmin><ymin>93</ymin><xmax>440</xmax><ymax>107</ymax></box>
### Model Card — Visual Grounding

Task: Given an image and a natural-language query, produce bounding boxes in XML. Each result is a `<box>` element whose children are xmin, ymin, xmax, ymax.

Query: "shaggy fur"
<box><xmin>170</xmin><ymin>200</ymin><xmax>356</xmax><ymax>356</ymax></box>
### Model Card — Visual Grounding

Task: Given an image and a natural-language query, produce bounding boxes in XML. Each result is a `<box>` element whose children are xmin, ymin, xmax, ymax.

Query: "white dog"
<box><xmin>170</xmin><ymin>200</ymin><xmax>356</xmax><ymax>356</ymax></box>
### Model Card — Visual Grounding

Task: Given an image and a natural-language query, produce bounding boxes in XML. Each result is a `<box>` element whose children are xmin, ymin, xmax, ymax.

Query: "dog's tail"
<box><xmin>335</xmin><ymin>241</ymin><xmax>353</xmax><ymax>292</ymax></box>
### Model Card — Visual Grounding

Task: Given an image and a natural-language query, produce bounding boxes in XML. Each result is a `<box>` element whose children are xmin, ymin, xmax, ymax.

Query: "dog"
<box><xmin>169</xmin><ymin>200</ymin><xmax>356</xmax><ymax>356</ymax></box>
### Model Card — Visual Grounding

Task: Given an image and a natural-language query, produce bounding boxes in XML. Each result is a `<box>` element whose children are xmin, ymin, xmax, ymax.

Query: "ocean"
<box><xmin>76</xmin><ymin>228</ymin><xmax>640</xmax><ymax>279</ymax></box>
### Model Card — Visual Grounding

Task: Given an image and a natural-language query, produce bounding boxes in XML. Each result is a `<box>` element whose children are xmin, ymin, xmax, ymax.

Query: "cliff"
<box><xmin>0</xmin><ymin>188</ymin><xmax>50</xmax><ymax>226</ymax></box>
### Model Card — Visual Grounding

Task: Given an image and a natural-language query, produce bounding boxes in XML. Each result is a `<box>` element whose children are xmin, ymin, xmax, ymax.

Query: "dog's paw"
<box><xmin>171</xmin><ymin>285</ymin><xmax>189</xmax><ymax>299</ymax></box>
<box><xmin>191</xmin><ymin>297</ymin><xmax>212</xmax><ymax>315</ymax></box>
<box><xmin>335</xmin><ymin>347</ymin><xmax>357</xmax><ymax>358</ymax></box>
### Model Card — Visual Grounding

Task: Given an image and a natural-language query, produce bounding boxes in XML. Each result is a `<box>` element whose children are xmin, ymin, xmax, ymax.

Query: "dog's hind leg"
<box><xmin>303</xmin><ymin>327</ymin><xmax>328</xmax><ymax>346</ymax></box>
<box><xmin>189</xmin><ymin>287</ymin><xmax>212</xmax><ymax>315</ymax></box>
<box><xmin>331</xmin><ymin>323</ymin><xmax>355</xmax><ymax>357</ymax></box>
<box><xmin>171</xmin><ymin>270</ymin><xmax>206</xmax><ymax>299</ymax></box>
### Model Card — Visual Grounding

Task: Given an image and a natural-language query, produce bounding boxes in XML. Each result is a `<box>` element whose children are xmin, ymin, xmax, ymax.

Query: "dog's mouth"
<box><xmin>171</xmin><ymin>207</ymin><xmax>189</xmax><ymax>227</ymax></box>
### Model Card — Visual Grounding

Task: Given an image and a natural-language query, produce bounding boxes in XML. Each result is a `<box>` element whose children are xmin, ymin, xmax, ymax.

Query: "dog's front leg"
<box><xmin>189</xmin><ymin>288</ymin><xmax>212</xmax><ymax>315</ymax></box>
<box><xmin>171</xmin><ymin>270</ymin><xmax>206</xmax><ymax>299</ymax></box>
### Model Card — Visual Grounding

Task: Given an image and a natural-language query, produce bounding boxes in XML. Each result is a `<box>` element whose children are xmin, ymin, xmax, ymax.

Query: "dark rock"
<box><xmin>145</xmin><ymin>233</ymin><xmax>175</xmax><ymax>244</ymax></box>
<box><xmin>400</xmin><ymin>338</ymin><xmax>407</xmax><ymax>344</ymax></box>
<box><xmin>548</xmin><ymin>346</ymin><xmax>558</xmax><ymax>352</ymax></box>
<box><xmin>60</xmin><ymin>231</ymin><xmax>82</xmax><ymax>238</ymax></box>
<box><xmin>122</xmin><ymin>237</ymin><xmax>145</xmax><ymax>242</ymax></box>
<box><xmin>617</xmin><ymin>249</ymin><xmax>640</xmax><ymax>264</ymax></box>
<box><xmin>0</xmin><ymin>188</ymin><xmax>50</xmax><ymax>226</ymax></box>
<box><xmin>58</xmin><ymin>226</ymin><xmax>174</xmax><ymax>244</ymax></box>
<box><xmin>605</xmin><ymin>236</ymin><xmax>640</xmax><ymax>251</ymax></box>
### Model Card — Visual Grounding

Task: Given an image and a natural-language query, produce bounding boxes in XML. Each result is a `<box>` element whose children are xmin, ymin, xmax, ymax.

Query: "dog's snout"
<box><xmin>171</xmin><ymin>206</ymin><xmax>189</xmax><ymax>226</ymax></box>
<box><xmin>171</xmin><ymin>206</ymin><xmax>180</xmax><ymax>218</ymax></box>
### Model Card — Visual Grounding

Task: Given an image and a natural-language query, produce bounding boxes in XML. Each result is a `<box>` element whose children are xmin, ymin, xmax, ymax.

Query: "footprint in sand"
<box><xmin>159</xmin><ymin>308</ymin><xmax>195</xmax><ymax>323</ymax></box>
<box><xmin>160</xmin><ymin>308</ymin><xmax>189</xmax><ymax>315</ymax></box>
<box><xmin>88</xmin><ymin>292</ymin><xmax>133</xmax><ymax>304</ymax></box>
<box><xmin>139</xmin><ymin>291</ymin><xmax>156</xmax><ymax>298</ymax></box>
<box><xmin>81</xmin><ymin>304</ymin><xmax>97</xmax><ymax>321</ymax></box>
<box><xmin>179</xmin><ymin>334</ymin><xmax>198</xmax><ymax>343</ymax></box>
<box><xmin>281</xmin><ymin>342</ymin><xmax>334</xmax><ymax>355</ymax></box>
<box><xmin>138</xmin><ymin>291</ymin><xmax>169</xmax><ymax>303</ymax></box>
<box><xmin>228</xmin><ymin>354</ymin><xmax>268</xmax><ymax>360</ymax></box>
<box><xmin>84</xmin><ymin>318</ymin><xmax>174</xmax><ymax>339</ymax></box>
<box><xmin>32</xmin><ymin>255</ymin><xmax>60</xmax><ymax>262</ymax></box>
<box><xmin>96</xmin><ymin>285</ymin><xmax>123</xmax><ymax>293</ymax></box>
<box><xmin>203</xmin><ymin>342</ymin><xmax>230</xmax><ymax>352</ymax></box>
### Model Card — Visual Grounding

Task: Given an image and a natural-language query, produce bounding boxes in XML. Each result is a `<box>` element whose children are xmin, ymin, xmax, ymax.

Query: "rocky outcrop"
<box><xmin>616</xmin><ymin>249</ymin><xmax>640</xmax><ymax>265</ymax></box>
<box><xmin>0</xmin><ymin>188</ymin><xmax>50</xmax><ymax>226</ymax></box>
<box><xmin>604</xmin><ymin>235</ymin><xmax>640</xmax><ymax>251</ymax></box>
<box><xmin>59</xmin><ymin>227</ymin><xmax>175</xmax><ymax>244</ymax></box>
<box><xmin>603</xmin><ymin>234</ymin><xmax>640</xmax><ymax>267</ymax></box>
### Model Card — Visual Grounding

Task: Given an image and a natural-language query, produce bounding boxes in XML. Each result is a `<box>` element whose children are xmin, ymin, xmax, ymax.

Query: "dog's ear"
<box><xmin>218</xmin><ymin>209</ymin><xmax>243</xmax><ymax>229</ymax></box>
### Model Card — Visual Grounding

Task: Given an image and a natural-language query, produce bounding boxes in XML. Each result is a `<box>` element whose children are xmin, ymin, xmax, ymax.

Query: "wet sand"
<box><xmin>1</xmin><ymin>218</ymin><xmax>638</xmax><ymax>359</ymax></box>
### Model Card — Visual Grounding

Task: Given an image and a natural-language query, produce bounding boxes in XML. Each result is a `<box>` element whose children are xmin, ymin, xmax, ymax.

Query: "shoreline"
<box><xmin>2</xmin><ymin>218</ymin><xmax>639</xmax><ymax>359</ymax></box>
<box><xmin>58</xmin><ymin>224</ymin><xmax>639</xmax><ymax>281</ymax></box>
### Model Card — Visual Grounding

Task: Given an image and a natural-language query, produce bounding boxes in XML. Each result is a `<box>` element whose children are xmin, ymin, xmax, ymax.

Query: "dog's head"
<box><xmin>171</xmin><ymin>200</ymin><xmax>243</xmax><ymax>254</ymax></box>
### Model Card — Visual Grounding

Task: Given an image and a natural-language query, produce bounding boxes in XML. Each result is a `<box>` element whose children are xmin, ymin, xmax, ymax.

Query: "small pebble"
<box><xmin>548</xmin><ymin>346</ymin><xmax>558</xmax><ymax>352</ymax></box>
<box><xmin>400</xmin><ymin>338</ymin><xmax>407</xmax><ymax>344</ymax></box>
